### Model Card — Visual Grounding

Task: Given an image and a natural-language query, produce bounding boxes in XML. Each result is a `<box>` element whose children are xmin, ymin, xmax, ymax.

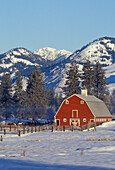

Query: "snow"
<box><xmin>43</xmin><ymin>37</ymin><xmax>115</xmax><ymax>94</ymax></box>
<box><xmin>104</xmin><ymin>64</ymin><xmax>115</xmax><ymax>93</ymax></box>
<box><xmin>18</xmin><ymin>48</ymin><xmax>30</xmax><ymax>55</ymax></box>
<box><xmin>34</xmin><ymin>47</ymin><xmax>72</xmax><ymax>61</ymax></box>
<box><xmin>0</xmin><ymin>121</ymin><xmax>115</xmax><ymax>169</ymax></box>
<box><xmin>105</xmin><ymin>64</ymin><xmax>115</xmax><ymax>77</ymax></box>
<box><xmin>0</xmin><ymin>54</ymin><xmax>38</xmax><ymax>69</ymax></box>
<box><xmin>0</xmin><ymin>38</ymin><xmax>114</xmax><ymax>96</ymax></box>
<box><xmin>22</xmin><ymin>77</ymin><xmax>28</xmax><ymax>91</ymax></box>
<box><xmin>107</xmin><ymin>83</ymin><xmax>115</xmax><ymax>94</ymax></box>
<box><xmin>70</xmin><ymin>38</ymin><xmax>115</xmax><ymax>66</ymax></box>
<box><xmin>13</xmin><ymin>51</ymin><xmax>21</xmax><ymax>56</ymax></box>
<box><xmin>0</xmin><ymin>63</ymin><xmax>13</xmax><ymax>68</ymax></box>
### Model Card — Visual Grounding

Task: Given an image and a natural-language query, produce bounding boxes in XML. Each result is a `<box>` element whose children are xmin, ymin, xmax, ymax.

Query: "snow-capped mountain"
<box><xmin>0</xmin><ymin>47</ymin><xmax>52</xmax><ymax>80</ymax></box>
<box><xmin>104</xmin><ymin>63</ymin><xmax>115</xmax><ymax>93</ymax></box>
<box><xmin>34</xmin><ymin>47</ymin><xmax>72</xmax><ymax>63</ymax></box>
<box><xmin>0</xmin><ymin>37</ymin><xmax>114</xmax><ymax>94</ymax></box>
<box><xmin>69</xmin><ymin>37</ymin><xmax>115</xmax><ymax>66</ymax></box>
<box><xmin>43</xmin><ymin>37</ymin><xmax>115</xmax><ymax>94</ymax></box>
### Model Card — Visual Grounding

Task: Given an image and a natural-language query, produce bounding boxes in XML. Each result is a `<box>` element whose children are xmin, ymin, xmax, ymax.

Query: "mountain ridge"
<box><xmin>0</xmin><ymin>36</ymin><xmax>114</xmax><ymax>94</ymax></box>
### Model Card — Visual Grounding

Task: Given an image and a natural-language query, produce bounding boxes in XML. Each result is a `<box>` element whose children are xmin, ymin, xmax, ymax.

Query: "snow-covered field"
<box><xmin>0</xmin><ymin>122</ymin><xmax>115</xmax><ymax>170</ymax></box>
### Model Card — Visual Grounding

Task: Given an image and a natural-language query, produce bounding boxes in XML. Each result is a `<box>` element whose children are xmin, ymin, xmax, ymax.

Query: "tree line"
<box><xmin>0</xmin><ymin>67</ymin><xmax>63</xmax><ymax>120</ymax></box>
<box><xmin>62</xmin><ymin>60</ymin><xmax>114</xmax><ymax>112</ymax></box>
<box><xmin>0</xmin><ymin>60</ymin><xmax>114</xmax><ymax>120</ymax></box>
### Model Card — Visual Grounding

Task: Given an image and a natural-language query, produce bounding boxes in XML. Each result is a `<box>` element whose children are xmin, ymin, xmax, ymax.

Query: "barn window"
<box><xmin>72</xmin><ymin>110</ymin><xmax>78</xmax><ymax>117</ymax></box>
<box><xmin>81</xmin><ymin>100</ymin><xmax>84</xmax><ymax>104</ymax></box>
<box><xmin>83</xmin><ymin>118</ymin><xmax>86</xmax><ymax>122</ymax></box>
<box><xmin>96</xmin><ymin>118</ymin><xmax>100</xmax><ymax>122</ymax></box>
<box><xmin>108</xmin><ymin>118</ymin><xmax>112</xmax><ymax>121</ymax></box>
<box><xmin>66</xmin><ymin>100</ymin><xmax>69</xmax><ymax>104</ymax></box>
<box><xmin>63</xmin><ymin>118</ymin><xmax>67</xmax><ymax>122</ymax></box>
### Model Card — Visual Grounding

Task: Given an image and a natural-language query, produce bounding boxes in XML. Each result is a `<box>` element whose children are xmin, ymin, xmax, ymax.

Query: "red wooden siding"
<box><xmin>55</xmin><ymin>94</ymin><xmax>112</xmax><ymax>127</ymax></box>
<box><xmin>55</xmin><ymin>95</ymin><xmax>94</xmax><ymax>127</ymax></box>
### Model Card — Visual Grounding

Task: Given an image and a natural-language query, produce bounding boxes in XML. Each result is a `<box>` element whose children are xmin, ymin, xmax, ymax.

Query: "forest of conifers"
<box><xmin>0</xmin><ymin>60</ymin><xmax>114</xmax><ymax>120</ymax></box>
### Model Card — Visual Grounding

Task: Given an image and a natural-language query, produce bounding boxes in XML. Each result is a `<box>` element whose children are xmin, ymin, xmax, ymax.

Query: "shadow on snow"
<box><xmin>0</xmin><ymin>158</ymin><xmax>114</xmax><ymax>170</ymax></box>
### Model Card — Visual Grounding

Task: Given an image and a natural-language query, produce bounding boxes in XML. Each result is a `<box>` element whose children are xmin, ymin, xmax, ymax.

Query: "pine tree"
<box><xmin>81</xmin><ymin>60</ymin><xmax>94</xmax><ymax>94</ymax></box>
<box><xmin>62</xmin><ymin>60</ymin><xmax>80</xmax><ymax>97</ymax></box>
<box><xmin>14</xmin><ymin>71</ymin><xmax>23</xmax><ymax>102</ymax></box>
<box><xmin>93</xmin><ymin>62</ymin><xmax>110</xmax><ymax>107</ymax></box>
<box><xmin>0</xmin><ymin>72</ymin><xmax>13</xmax><ymax>119</ymax></box>
<box><xmin>13</xmin><ymin>71</ymin><xmax>23</xmax><ymax>119</ymax></box>
<box><xmin>26</xmin><ymin>67</ymin><xmax>46</xmax><ymax>118</ymax></box>
<box><xmin>46</xmin><ymin>89</ymin><xmax>56</xmax><ymax>107</ymax></box>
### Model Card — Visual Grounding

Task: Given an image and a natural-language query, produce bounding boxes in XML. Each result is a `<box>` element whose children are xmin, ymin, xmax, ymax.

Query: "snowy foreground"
<box><xmin>0</xmin><ymin>122</ymin><xmax>115</xmax><ymax>170</ymax></box>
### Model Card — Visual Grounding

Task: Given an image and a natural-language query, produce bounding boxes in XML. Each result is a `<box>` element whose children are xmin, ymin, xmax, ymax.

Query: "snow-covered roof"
<box><xmin>70</xmin><ymin>94</ymin><xmax>111</xmax><ymax>118</ymax></box>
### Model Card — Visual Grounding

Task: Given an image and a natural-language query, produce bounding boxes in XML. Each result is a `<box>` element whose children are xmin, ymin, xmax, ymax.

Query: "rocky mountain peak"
<box><xmin>34</xmin><ymin>47</ymin><xmax>72</xmax><ymax>62</ymax></box>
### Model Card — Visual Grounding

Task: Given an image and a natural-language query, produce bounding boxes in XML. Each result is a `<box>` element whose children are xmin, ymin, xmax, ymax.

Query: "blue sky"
<box><xmin>0</xmin><ymin>0</ymin><xmax>115</xmax><ymax>53</ymax></box>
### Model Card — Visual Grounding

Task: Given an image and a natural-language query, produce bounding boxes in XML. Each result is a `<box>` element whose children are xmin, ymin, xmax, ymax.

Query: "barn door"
<box><xmin>56</xmin><ymin>119</ymin><xmax>60</xmax><ymax>126</ymax></box>
<box><xmin>70</xmin><ymin>119</ymin><xmax>80</xmax><ymax>126</ymax></box>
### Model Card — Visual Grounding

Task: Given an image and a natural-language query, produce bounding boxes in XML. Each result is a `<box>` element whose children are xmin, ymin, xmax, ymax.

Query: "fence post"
<box><xmin>18</xmin><ymin>130</ymin><xmax>20</xmax><ymax>136</ymax></box>
<box><xmin>27</xmin><ymin>126</ymin><xmax>29</xmax><ymax>133</ymax></box>
<box><xmin>63</xmin><ymin>126</ymin><xmax>65</xmax><ymax>132</ymax></box>
<box><xmin>71</xmin><ymin>126</ymin><xmax>73</xmax><ymax>132</ymax></box>
<box><xmin>0</xmin><ymin>136</ymin><xmax>3</xmax><ymax>141</ymax></box>
<box><xmin>38</xmin><ymin>126</ymin><xmax>40</xmax><ymax>132</ymax></box>
<box><xmin>94</xmin><ymin>122</ymin><xmax>96</xmax><ymax>131</ymax></box>
<box><xmin>81</xmin><ymin>126</ymin><xmax>83</xmax><ymax>131</ymax></box>
<box><xmin>51</xmin><ymin>126</ymin><xmax>53</xmax><ymax>132</ymax></box>
<box><xmin>4</xmin><ymin>129</ymin><xmax>6</xmax><ymax>135</ymax></box>
<box><xmin>9</xmin><ymin>125</ymin><xmax>11</xmax><ymax>131</ymax></box>
<box><xmin>55</xmin><ymin>126</ymin><xmax>57</xmax><ymax>131</ymax></box>
<box><xmin>23</xmin><ymin>126</ymin><xmax>25</xmax><ymax>134</ymax></box>
<box><xmin>87</xmin><ymin>122</ymin><xmax>90</xmax><ymax>131</ymax></box>
<box><xmin>31</xmin><ymin>127</ymin><xmax>33</xmax><ymax>133</ymax></box>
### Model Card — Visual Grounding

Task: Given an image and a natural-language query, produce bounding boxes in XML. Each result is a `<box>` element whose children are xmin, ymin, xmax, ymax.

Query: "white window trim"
<box><xmin>70</xmin><ymin>118</ymin><xmax>80</xmax><ymax>126</ymax></box>
<box><xmin>81</xmin><ymin>100</ymin><xmax>84</xmax><ymax>104</ymax></box>
<box><xmin>63</xmin><ymin>118</ymin><xmax>67</xmax><ymax>122</ymax></box>
<box><xmin>66</xmin><ymin>100</ymin><xmax>69</xmax><ymax>104</ymax></box>
<box><xmin>83</xmin><ymin>118</ymin><xmax>86</xmax><ymax>122</ymax></box>
<box><xmin>72</xmin><ymin>110</ymin><xmax>78</xmax><ymax>118</ymax></box>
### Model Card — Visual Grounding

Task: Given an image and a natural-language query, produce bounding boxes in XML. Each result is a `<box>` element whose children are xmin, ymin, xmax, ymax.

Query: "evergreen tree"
<box><xmin>13</xmin><ymin>71</ymin><xmax>23</xmax><ymax>102</ymax></box>
<box><xmin>93</xmin><ymin>62</ymin><xmax>110</xmax><ymax>107</ymax></box>
<box><xmin>26</xmin><ymin>67</ymin><xmax>46</xmax><ymax>118</ymax></box>
<box><xmin>0</xmin><ymin>72</ymin><xmax>13</xmax><ymax>119</ymax></box>
<box><xmin>62</xmin><ymin>60</ymin><xmax>80</xmax><ymax>97</ymax></box>
<box><xmin>46</xmin><ymin>91</ymin><xmax>63</xmax><ymax>121</ymax></box>
<box><xmin>46</xmin><ymin>89</ymin><xmax>56</xmax><ymax>107</ymax></box>
<box><xmin>55</xmin><ymin>92</ymin><xmax>63</xmax><ymax>110</ymax></box>
<box><xmin>81</xmin><ymin>60</ymin><xmax>94</xmax><ymax>94</ymax></box>
<box><xmin>13</xmin><ymin>71</ymin><xmax>23</xmax><ymax>119</ymax></box>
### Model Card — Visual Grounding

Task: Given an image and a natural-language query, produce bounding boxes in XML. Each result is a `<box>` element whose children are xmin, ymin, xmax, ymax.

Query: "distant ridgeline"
<box><xmin>0</xmin><ymin>36</ymin><xmax>114</xmax><ymax>93</ymax></box>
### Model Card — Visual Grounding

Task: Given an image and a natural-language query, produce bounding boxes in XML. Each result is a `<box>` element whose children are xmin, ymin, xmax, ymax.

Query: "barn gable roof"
<box><xmin>69</xmin><ymin>94</ymin><xmax>112</xmax><ymax>117</ymax></box>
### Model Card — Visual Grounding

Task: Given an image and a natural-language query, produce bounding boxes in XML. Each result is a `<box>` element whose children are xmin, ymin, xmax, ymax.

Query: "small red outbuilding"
<box><xmin>55</xmin><ymin>90</ymin><xmax>112</xmax><ymax>127</ymax></box>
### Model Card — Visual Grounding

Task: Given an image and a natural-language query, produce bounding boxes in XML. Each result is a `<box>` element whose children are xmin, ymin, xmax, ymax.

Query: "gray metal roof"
<box><xmin>77</xmin><ymin>94</ymin><xmax>102</xmax><ymax>102</ymax></box>
<box><xmin>76</xmin><ymin>94</ymin><xmax>112</xmax><ymax>117</ymax></box>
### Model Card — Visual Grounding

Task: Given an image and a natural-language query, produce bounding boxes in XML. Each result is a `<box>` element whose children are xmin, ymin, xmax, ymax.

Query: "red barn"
<box><xmin>55</xmin><ymin>90</ymin><xmax>112</xmax><ymax>127</ymax></box>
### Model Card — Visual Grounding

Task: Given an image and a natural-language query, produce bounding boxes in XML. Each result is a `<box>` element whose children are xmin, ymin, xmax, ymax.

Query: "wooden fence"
<box><xmin>0</xmin><ymin>122</ymin><xmax>97</xmax><ymax>141</ymax></box>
